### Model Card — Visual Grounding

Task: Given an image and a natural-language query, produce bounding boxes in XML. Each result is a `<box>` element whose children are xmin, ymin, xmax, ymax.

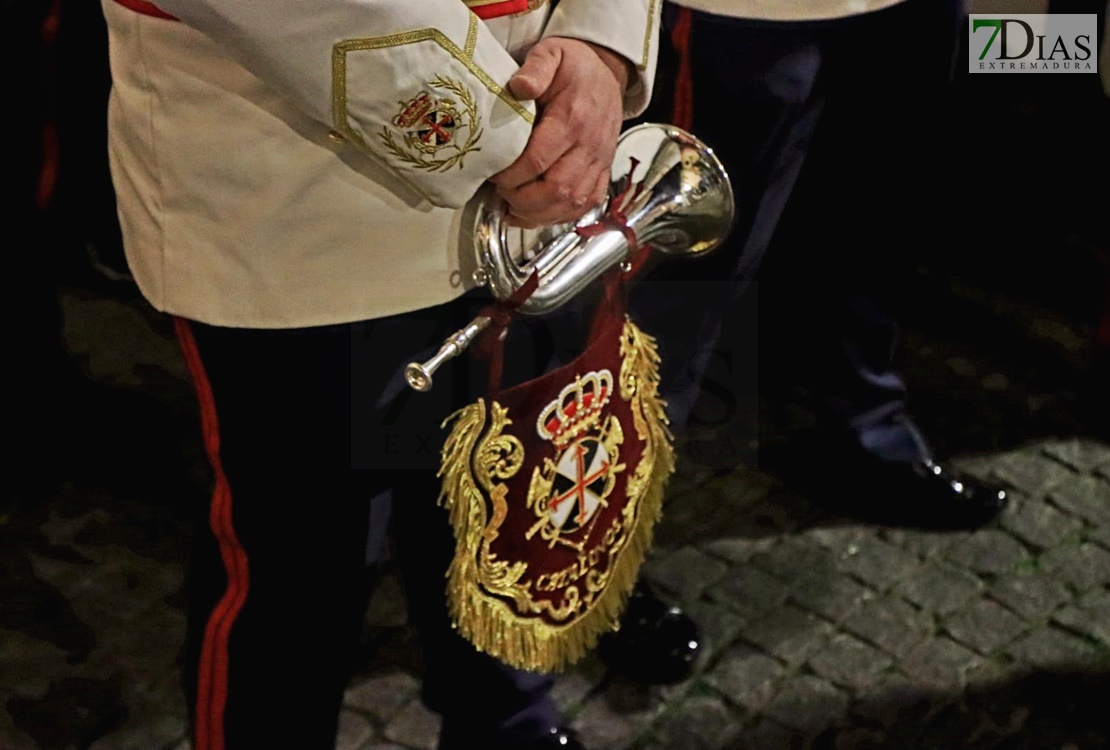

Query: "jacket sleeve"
<box><xmin>542</xmin><ymin>0</ymin><xmax>661</xmax><ymax>117</ymax></box>
<box><xmin>151</xmin><ymin>0</ymin><xmax>538</xmax><ymax>208</ymax></box>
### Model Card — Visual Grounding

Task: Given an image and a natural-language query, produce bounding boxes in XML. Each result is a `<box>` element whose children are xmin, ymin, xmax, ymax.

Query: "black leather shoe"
<box><xmin>820</xmin><ymin>450</ymin><xmax>1009</xmax><ymax>531</ymax></box>
<box><xmin>597</xmin><ymin>582</ymin><xmax>700</xmax><ymax>685</ymax></box>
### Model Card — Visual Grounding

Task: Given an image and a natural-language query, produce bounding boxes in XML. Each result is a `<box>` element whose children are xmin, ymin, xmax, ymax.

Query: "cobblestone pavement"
<box><xmin>3</xmin><ymin>263</ymin><xmax>1108</xmax><ymax>750</ymax></box>
<box><xmin>4</xmin><ymin>61</ymin><xmax>1109</xmax><ymax>750</ymax></box>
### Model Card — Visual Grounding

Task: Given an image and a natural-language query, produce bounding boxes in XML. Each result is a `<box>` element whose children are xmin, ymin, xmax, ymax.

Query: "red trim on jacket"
<box><xmin>113</xmin><ymin>0</ymin><xmax>533</xmax><ymax>22</ymax></box>
<box><xmin>469</xmin><ymin>0</ymin><xmax>530</xmax><ymax>19</ymax></box>
<box><xmin>112</xmin><ymin>0</ymin><xmax>177</xmax><ymax>20</ymax></box>
<box><xmin>174</xmin><ymin>318</ymin><xmax>249</xmax><ymax>750</ymax></box>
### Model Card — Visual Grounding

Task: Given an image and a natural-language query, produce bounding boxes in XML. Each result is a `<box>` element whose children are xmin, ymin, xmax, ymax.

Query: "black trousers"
<box><xmin>630</xmin><ymin>0</ymin><xmax>964</xmax><ymax>462</ymax></box>
<box><xmin>178</xmin><ymin>292</ymin><xmax>591</xmax><ymax>749</ymax></box>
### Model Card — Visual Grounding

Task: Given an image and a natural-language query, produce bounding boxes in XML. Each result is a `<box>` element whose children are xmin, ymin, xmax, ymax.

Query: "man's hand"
<box><xmin>490</xmin><ymin>37</ymin><xmax>631</xmax><ymax>228</ymax></box>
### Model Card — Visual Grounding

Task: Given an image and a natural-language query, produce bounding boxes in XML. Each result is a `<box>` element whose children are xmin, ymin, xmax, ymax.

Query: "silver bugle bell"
<box><xmin>403</xmin><ymin>122</ymin><xmax>735</xmax><ymax>392</ymax></box>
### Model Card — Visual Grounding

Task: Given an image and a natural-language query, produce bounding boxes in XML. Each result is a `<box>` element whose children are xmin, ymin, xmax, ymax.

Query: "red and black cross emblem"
<box><xmin>547</xmin><ymin>438</ymin><xmax>611</xmax><ymax>534</ymax></box>
<box><xmin>415</xmin><ymin>108</ymin><xmax>457</xmax><ymax>149</ymax></box>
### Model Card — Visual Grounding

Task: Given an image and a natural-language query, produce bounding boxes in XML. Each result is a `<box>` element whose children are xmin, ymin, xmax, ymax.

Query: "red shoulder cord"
<box><xmin>36</xmin><ymin>0</ymin><xmax>61</xmax><ymax>211</ymax></box>
<box><xmin>670</xmin><ymin>6</ymin><xmax>695</xmax><ymax>133</ymax></box>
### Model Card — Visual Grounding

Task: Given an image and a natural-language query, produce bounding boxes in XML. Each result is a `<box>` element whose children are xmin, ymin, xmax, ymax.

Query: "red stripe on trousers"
<box><xmin>36</xmin><ymin>0</ymin><xmax>61</xmax><ymax>211</ymax></box>
<box><xmin>669</xmin><ymin>7</ymin><xmax>695</xmax><ymax>132</ymax></box>
<box><xmin>174</xmin><ymin>318</ymin><xmax>249</xmax><ymax>750</ymax></box>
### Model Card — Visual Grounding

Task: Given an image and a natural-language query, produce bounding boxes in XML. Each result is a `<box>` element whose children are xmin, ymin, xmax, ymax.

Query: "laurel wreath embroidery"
<box><xmin>381</xmin><ymin>76</ymin><xmax>483</xmax><ymax>172</ymax></box>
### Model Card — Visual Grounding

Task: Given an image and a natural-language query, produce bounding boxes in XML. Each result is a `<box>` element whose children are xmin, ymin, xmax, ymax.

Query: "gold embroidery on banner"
<box><xmin>438</xmin><ymin>319</ymin><xmax>675</xmax><ymax>672</ymax></box>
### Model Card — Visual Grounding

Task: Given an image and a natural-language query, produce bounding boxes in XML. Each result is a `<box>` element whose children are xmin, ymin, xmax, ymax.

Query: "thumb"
<box><xmin>508</xmin><ymin>42</ymin><xmax>561</xmax><ymax>101</ymax></box>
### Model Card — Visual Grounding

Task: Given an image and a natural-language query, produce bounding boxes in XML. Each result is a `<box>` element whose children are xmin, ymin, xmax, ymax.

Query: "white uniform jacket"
<box><xmin>101</xmin><ymin>0</ymin><xmax>661</xmax><ymax>327</ymax></box>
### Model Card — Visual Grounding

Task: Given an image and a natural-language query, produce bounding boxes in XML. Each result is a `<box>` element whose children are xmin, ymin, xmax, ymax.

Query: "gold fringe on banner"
<box><xmin>437</xmin><ymin>318</ymin><xmax>674</xmax><ymax>673</ymax></box>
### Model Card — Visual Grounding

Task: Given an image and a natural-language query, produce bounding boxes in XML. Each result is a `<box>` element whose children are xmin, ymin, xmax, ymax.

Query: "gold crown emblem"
<box><xmin>536</xmin><ymin>370</ymin><xmax>613</xmax><ymax>448</ymax></box>
<box><xmin>393</xmin><ymin>92</ymin><xmax>434</xmax><ymax>129</ymax></box>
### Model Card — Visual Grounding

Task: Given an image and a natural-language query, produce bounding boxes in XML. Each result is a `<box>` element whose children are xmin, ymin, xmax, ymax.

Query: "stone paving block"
<box><xmin>877</xmin><ymin>528</ymin><xmax>962</xmax><ymax>560</ymax></box>
<box><xmin>729</xmin><ymin>717</ymin><xmax>806</xmax><ymax>750</ymax></box>
<box><xmin>738</xmin><ymin>605</ymin><xmax>833</xmax><ymax>667</ymax></box>
<box><xmin>345</xmin><ymin>671</ymin><xmax>422</xmax><ymax>725</ymax></box>
<box><xmin>760</xmin><ymin>674</ymin><xmax>850</xmax><ymax>734</ymax></box>
<box><xmin>0</xmin><ymin>631</ymin><xmax>72</xmax><ymax>698</ymax></box>
<box><xmin>1040</xmin><ymin>438</ymin><xmax>1110</xmax><ymax>473</ymax></box>
<box><xmin>941</xmin><ymin>599</ymin><xmax>1029</xmax><ymax>655</ymax></box>
<box><xmin>1086</xmin><ymin>520</ymin><xmax>1110</xmax><ymax>550</ymax></box>
<box><xmin>842</xmin><ymin>595</ymin><xmax>935</xmax><ymax>658</ymax></box>
<box><xmin>989</xmin><ymin>448</ymin><xmax>1079</xmax><ymax>497</ymax></box>
<box><xmin>834</xmin><ymin>536</ymin><xmax>922</xmax><ymax>591</ymax></box>
<box><xmin>788</xmin><ymin>575</ymin><xmax>873</xmax><ymax>624</ymax></box>
<box><xmin>1000</xmin><ymin>491</ymin><xmax>1091</xmax><ymax>550</ymax></box>
<box><xmin>1003</xmin><ymin>626</ymin><xmax>1102</xmax><ymax>669</ymax></box>
<box><xmin>86</xmin><ymin>680</ymin><xmax>188</xmax><ymax>750</ymax></box>
<box><xmin>682</xmin><ymin>599</ymin><xmax>748</xmax><ymax>664</ymax></box>
<box><xmin>741</xmin><ymin>490</ymin><xmax>828</xmax><ymax>536</ymax></box>
<box><xmin>805</xmin><ymin>632</ymin><xmax>894</xmax><ymax>691</ymax></box>
<box><xmin>962</xmin><ymin>655</ymin><xmax>1017</xmax><ymax>692</ymax></box>
<box><xmin>1050</xmin><ymin>588</ymin><xmax>1110</xmax><ymax>646</ymax></box>
<box><xmin>898</xmin><ymin>637</ymin><xmax>981</xmax><ymax>689</ymax></box>
<box><xmin>892</xmin><ymin>562</ymin><xmax>984</xmax><ymax>616</ymax></box>
<box><xmin>1047</xmin><ymin>475</ymin><xmax>1110</xmax><ymax>527</ymax></box>
<box><xmin>705</xmin><ymin>566</ymin><xmax>792</xmax><ymax>621</ymax></box>
<box><xmin>820</xmin><ymin>725</ymin><xmax>891</xmax><ymax>750</ymax></box>
<box><xmin>1036</xmin><ymin>542</ymin><xmax>1110</xmax><ymax>592</ymax></box>
<box><xmin>746</xmin><ymin>538</ymin><xmax>839</xmax><ymax>585</ymax></box>
<box><xmin>806</xmin><ymin>526</ymin><xmax>870</xmax><ymax>555</ymax></box>
<box><xmin>996</xmin><ymin>572</ymin><xmax>1081</xmax><ymax>633</ymax></box>
<box><xmin>1097</xmin><ymin>457</ymin><xmax>1110</xmax><ymax>482</ymax></box>
<box><xmin>705</xmin><ymin>642</ymin><xmax>785</xmax><ymax>707</ymax></box>
<box><xmin>572</xmin><ymin>685</ymin><xmax>660</xmax><ymax>750</ymax></box>
<box><xmin>336</xmin><ymin>710</ymin><xmax>377</xmax><ymax>750</ymax></box>
<box><xmin>641</xmin><ymin>546</ymin><xmax>731</xmax><ymax>604</ymax></box>
<box><xmin>649</xmin><ymin>694</ymin><xmax>740</xmax><ymax>750</ymax></box>
<box><xmin>847</xmin><ymin>673</ymin><xmax>933</xmax><ymax>730</ymax></box>
<box><xmin>698</xmin><ymin>536</ymin><xmax>777</xmax><ymax>565</ymax></box>
<box><xmin>381</xmin><ymin>699</ymin><xmax>440</xmax><ymax>750</ymax></box>
<box><xmin>552</xmin><ymin>654</ymin><xmax>607</xmax><ymax>712</ymax></box>
<box><xmin>942</xmin><ymin>529</ymin><xmax>1033</xmax><ymax>576</ymax></box>
<box><xmin>652</xmin><ymin>475</ymin><xmax>775</xmax><ymax>549</ymax></box>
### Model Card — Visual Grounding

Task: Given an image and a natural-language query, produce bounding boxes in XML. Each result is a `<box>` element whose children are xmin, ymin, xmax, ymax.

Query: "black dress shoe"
<box><xmin>820</xmin><ymin>449</ymin><xmax>1009</xmax><ymax>530</ymax></box>
<box><xmin>597</xmin><ymin>582</ymin><xmax>700</xmax><ymax>685</ymax></box>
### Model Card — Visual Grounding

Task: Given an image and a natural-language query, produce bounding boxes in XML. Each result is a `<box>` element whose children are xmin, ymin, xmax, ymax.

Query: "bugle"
<box><xmin>404</xmin><ymin>122</ymin><xmax>735</xmax><ymax>392</ymax></box>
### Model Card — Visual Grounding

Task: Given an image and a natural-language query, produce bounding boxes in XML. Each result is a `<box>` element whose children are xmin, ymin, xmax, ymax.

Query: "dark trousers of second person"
<box><xmin>630</xmin><ymin>0</ymin><xmax>964</xmax><ymax>464</ymax></box>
